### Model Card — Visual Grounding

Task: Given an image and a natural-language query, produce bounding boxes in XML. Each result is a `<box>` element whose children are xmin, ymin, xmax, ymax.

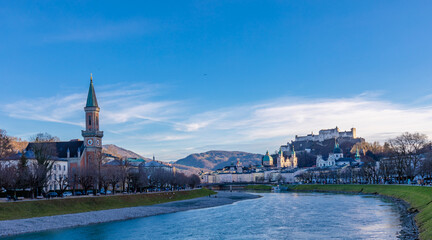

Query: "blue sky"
<box><xmin>1</xmin><ymin>1</ymin><xmax>432</xmax><ymax>161</ymax></box>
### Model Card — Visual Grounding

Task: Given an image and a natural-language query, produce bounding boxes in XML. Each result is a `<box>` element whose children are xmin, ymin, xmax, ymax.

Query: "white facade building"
<box><xmin>49</xmin><ymin>160</ymin><xmax>69</xmax><ymax>191</ymax></box>
<box><xmin>0</xmin><ymin>156</ymin><xmax>69</xmax><ymax>192</ymax></box>
<box><xmin>316</xmin><ymin>142</ymin><xmax>344</xmax><ymax>167</ymax></box>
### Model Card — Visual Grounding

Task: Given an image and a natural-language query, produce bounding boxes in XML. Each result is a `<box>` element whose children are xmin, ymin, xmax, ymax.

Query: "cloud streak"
<box><xmin>2</xmin><ymin>82</ymin><xmax>181</xmax><ymax>130</ymax></box>
<box><xmin>171</xmin><ymin>96</ymin><xmax>432</xmax><ymax>154</ymax></box>
<box><xmin>3</xmin><ymin>86</ymin><xmax>432</xmax><ymax>161</ymax></box>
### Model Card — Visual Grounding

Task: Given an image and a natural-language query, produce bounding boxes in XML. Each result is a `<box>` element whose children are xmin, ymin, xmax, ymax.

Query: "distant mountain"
<box><xmin>103</xmin><ymin>144</ymin><xmax>151</xmax><ymax>161</ymax></box>
<box><xmin>175</xmin><ymin>150</ymin><xmax>263</xmax><ymax>170</ymax></box>
<box><xmin>172</xmin><ymin>163</ymin><xmax>209</xmax><ymax>176</ymax></box>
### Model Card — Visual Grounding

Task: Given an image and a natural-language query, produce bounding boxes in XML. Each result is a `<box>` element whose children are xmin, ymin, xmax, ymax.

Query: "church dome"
<box><xmin>262</xmin><ymin>150</ymin><xmax>273</xmax><ymax>165</ymax></box>
<box><xmin>263</xmin><ymin>154</ymin><xmax>273</xmax><ymax>162</ymax></box>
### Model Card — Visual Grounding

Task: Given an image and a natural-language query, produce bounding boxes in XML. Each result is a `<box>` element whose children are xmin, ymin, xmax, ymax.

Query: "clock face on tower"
<box><xmin>87</xmin><ymin>139</ymin><xmax>93</xmax><ymax>146</ymax></box>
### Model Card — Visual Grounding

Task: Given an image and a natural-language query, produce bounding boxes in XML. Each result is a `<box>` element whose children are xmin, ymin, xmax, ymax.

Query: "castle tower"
<box><xmin>81</xmin><ymin>74</ymin><xmax>104</xmax><ymax>167</ymax></box>
<box><xmin>351</xmin><ymin>128</ymin><xmax>357</xmax><ymax>138</ymax></box>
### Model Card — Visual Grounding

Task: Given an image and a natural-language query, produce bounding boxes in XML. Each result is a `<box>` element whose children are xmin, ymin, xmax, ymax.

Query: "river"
<box><xmin>6</xmin><ymin>192</ymin><xmax>402</xmax><ymax>240</ymax></box>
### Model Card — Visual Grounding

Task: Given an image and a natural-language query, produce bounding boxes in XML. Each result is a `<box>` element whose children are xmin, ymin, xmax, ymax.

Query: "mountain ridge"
<box><xmin>175</xmin><ymin>150</ymin><xmax>263</xmax><ymax>170</ymax></box>
<box><xmin>103</xmin><ymin>144</ymin><xmax>151</xmax><ymax>161</ymax></box>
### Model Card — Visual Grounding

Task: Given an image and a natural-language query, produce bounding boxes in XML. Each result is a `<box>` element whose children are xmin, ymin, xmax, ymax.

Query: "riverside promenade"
<box><xmin>0</xmin><ymin>191</ymin><xmax>259</xmax><ymax>237</ymax></box>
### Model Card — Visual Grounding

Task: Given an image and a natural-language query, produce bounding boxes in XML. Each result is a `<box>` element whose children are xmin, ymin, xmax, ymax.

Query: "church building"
<box><xmin>262</xmin><ymin>150</ymin><xmax>273</xmax><ymax>167</ymax></box>
<box><xmin>316</xmin><ymin>141</ymin><xmax>358</xmax><ymax>168</ymax></box>
<box><xmin>18</xmin><ymin>75</ymin><xmax>104</xmax><ymax>189</ymax></box>
<box><xmin>277</xmin><ymin>147</ymin><xmax>298</xmax><ymax>169</ymax></box>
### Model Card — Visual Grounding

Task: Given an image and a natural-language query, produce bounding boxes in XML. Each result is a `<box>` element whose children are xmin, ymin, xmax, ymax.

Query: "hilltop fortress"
<box><xmin>281</xmin><ymin>127</ymin><xmax>362</xmax><ymax>155</ymax></box>
<box><xmin>295</xmin><ymin>127</ymin><xmax>356</xmax><ymax>142</ymax></box>
<box><xmin>201</xmin><ymin>127</ymin><xmax>363</xmax><ymax>184</ymax></box>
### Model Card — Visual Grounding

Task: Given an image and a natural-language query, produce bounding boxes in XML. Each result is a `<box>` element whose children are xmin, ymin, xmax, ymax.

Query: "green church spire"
<box><xmin>355</xmin><ymin>147</ymin><xmax>361</xmax><ymax>161</ymax></box>
<box><xmin>86</xmin><ymin>73</ymin><xmax>98</xmax><ymax>108</ymax></box>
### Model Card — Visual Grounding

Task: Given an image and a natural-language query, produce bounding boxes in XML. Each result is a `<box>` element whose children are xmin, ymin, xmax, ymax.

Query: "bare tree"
<box><xmin>350</xmin><ymin>141</ymin><xmax>384</xmax><ymax>156</ymax></box>
<box><xmin>0</xmin><ymin>130</ymin><xmax>14</xmax><ymax>159</ymax></box>
<box><xmin>30</xmin><ymin>133</ymin><xmax>60</xmax><ymax>143</ymax></box>
<box><xmin>68</xmin><ymin>167</ymin><xmax>80</xmax><ymax>195</ymax></box>
<box><xmin>95</xmin><ymin>152</ymin><xmax>106</xmax><ymax>192</ymax></box>
<box><xmin>27</xmin><ymin>134</ymin><xmax>58</xmax><ymax>197</ymax></box>
<box><xmin>16</xmin><ymin>152</ymin><xmax>31</xmax><ymax>192</ymax></box>
<box><xmin>78</xmin><ymin>167</ymin><xmax>97</xmax><ymax>195</ymax></box>
<box><xmin>188</xmin><ymin>174</ymin><xmax>201</xmax><ymax>188</ymax></box>
<box><xmin>379</xmin><ymin>158</ymin><xmax>396</xmax><ymax>183</ymax></box>
<box><xmin>419</xmin><ymin>154</ymin><xmax>432</xmax><ymax>184</ymax></box>
<box><xmin>387</xmin><ymin>132</ymin><xmax>429</xmax><ymax>182</ymax></box>
<box><xmin>0</xmin><ymin>163</ymin><xmax>19</xmax><ymax>199</ymax></box>
<box><xmin>55</xmin><ymin>174</ymin><xmax>69</xmax><ymax>196</ymax></box>
<box><xmin>105</xmin><ymin>165</ymin><xmax>123</xmax><ymax>194</ymax></box>
<box><xmin>99</xmin><ymin>166</ymin><xmax>111</xmax><ymax>194</ymax></box>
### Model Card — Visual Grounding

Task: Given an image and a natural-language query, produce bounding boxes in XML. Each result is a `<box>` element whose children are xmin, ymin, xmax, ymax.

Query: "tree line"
<box><xmin>0</xmin><ymin>130</ymin><xmax>201</xmax><ymax>199</ymax></box>
<box><xmin>67</xmin><ymin>161</ymin><xmax>201</xmax><ymax>196</ymax></box>
<box><xmin>0</xmin><ymin>132</ymin><xmax>58</xmax><ymax>198</ymax></box>
<box><xmin>297</xmin><ymin>132</ymin><xmax>432</xmax><ymax>184</ymax></box>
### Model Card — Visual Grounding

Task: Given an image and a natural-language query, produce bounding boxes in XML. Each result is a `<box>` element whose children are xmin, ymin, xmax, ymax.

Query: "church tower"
<box><xmin>81</xmin><ymin>74</ymin><xmax>104</xmax><ymax>167</ymax></box>
<box><xmin>277</xmin><ymin>148</ymin><xmax>285</xmax><ymax>168</ymax></box>
<box><xmin>288</xmin><ymin>146</ymin><xmax>298</xmax><ymax>168</ymax></box>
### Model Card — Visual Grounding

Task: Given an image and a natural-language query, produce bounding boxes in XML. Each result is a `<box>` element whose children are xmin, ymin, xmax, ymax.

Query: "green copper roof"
<box><xmin>86</xmin><ymin>76</ymin><xmax>98</xmax><ymax>107</ymax></box>
<box><xmin>263</xmin><ymin>150</ymin><xmax>273</xmax><ymax>162</ymax></box>
<box><xmin>263</xmin><ymin>154</ymin><xmax>273</xmax><ymax>162</ymax></box>
<box><xmin>333</xmin><ymin>142</ymin><xmax>342</xmax><ymax>154</ymax></box>
<box><xmin>355</xmin><ymin>148</ymin><xmax>361</xmax><ymax>159</ymax></box>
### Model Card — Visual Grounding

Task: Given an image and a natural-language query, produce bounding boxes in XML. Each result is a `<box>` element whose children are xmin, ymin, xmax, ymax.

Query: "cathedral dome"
<box><xmin>262</xmin><ymin>150</ymin><xmax>273</xmax><ymax>166</ymax></box>
<box><xmin>263</xmin><ymin>154</ymin><xmax>273</xmax><ymax>162</ymax></box>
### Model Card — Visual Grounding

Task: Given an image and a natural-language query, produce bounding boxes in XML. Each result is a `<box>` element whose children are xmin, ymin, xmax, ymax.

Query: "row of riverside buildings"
<box><xmin>0</xmin><ymin>76</ymin><xmax>173</xmax><ymax>192</ymax></box>
<box><xmin>201</xmin><ymin>127</ymin><xmax>363</xmax><ymax>184</ymax></box>
<box><xmin>201</xmin><ymin>148</ymin><xmax>300</xmax><ymax>184</ymax></box>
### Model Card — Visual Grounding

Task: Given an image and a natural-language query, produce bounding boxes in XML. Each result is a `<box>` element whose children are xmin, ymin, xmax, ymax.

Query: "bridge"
<box><xmin>201</xmin><ymin>182</ymin><xmax>270</xmax><ymax>190</ymax></box>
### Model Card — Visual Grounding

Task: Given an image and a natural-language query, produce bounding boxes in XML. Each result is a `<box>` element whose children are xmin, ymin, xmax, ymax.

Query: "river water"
<box><xmin>7</xmin><ymin>192</ymin><xmax>402</xmax><ymax>240</ymax></box>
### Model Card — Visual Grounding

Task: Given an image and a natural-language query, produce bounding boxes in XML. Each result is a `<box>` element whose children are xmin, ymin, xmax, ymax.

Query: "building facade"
<box><xmin>316</xmin><ymin>142</ymin><xmax>359</xmax><ymax>168</ymax></box>
<box><xmin>277</xmin><ymin>147</ymin><xmax>298</xmax><ymax>168</ymax></box>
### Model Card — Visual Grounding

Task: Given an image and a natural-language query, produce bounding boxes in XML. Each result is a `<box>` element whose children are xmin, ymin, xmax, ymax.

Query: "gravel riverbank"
<box><xmin>0</xmin><ymin>191</ymin><xmax>260</xmax><ymax>237</ymax></box>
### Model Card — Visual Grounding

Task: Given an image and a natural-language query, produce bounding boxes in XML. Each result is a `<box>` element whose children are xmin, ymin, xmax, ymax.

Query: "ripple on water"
<box><xmin>6</xmin><ymin>192</ymin><xmax>402</xmax><ymax>240</ymax></box>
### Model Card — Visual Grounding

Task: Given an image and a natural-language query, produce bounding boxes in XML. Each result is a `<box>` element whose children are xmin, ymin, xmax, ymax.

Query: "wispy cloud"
<box><xmin>3</xmin><ymin>93</ymin><xmax>84</xmax><ymax>126</ymax></box>
<box><xmin>3</xmin><ymin>87</ymin><xmax>432</xmax><ymax>161</ymax></box>
<box><xmin>2</xmin><ymin>82</ymin><xmax>181</xmax><ymax>129</ymax></box>
<box><xmin>172</xmin><ymin>95</ymin><xmax>432</xmax><ymax>150</ymax></box>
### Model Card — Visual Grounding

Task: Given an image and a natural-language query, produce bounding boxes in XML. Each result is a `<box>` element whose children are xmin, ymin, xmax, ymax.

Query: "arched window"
<box><xmin>89</xmin><ymin>115</ymin><xmax>92</xmax><ymax>126</ymax></box>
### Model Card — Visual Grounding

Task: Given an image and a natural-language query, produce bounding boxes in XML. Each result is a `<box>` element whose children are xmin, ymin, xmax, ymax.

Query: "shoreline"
<box><xmin>289</xmin><ymin>189</ymin><xmax>419</xmax><ymax>240</ymax></box>
<box><xmin>0</xmin><ymin>191</ymin><xmax>260</xmax><ymax>237</ymax></box>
